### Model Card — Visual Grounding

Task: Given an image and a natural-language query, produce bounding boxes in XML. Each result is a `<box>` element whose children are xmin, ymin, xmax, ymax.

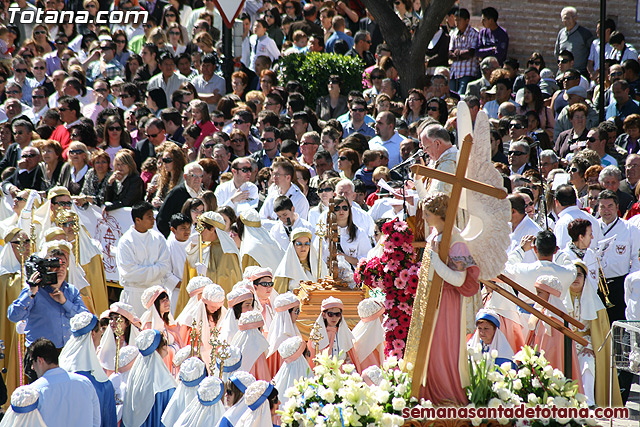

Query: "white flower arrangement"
<box><xmin>173</xmin><ymin>345</ymin><xmax>192</xmax><ymax>367</ymax></box>
<box><xmin>465</xmin><ymin>345</ymin><xmax>589</xmax><ymax>427</ymax></box>
<box><xmin>179</xmin><ymin>357</ymin><xmax>206</xmax><ymax>383</ymax></box>
<box><xmin>187</xmin><ymin>276</ymin><xmax>214</xmax><ymax>295</ymax></box>
<box><xmin>279</xmin><ymin>353</ymin><xmax>412</xmax><ymax>427</ymax></box>
<box><xmin>197</xmin><ymin>376</ymin><xmax>224</xmax><ymax>402</ymax></box>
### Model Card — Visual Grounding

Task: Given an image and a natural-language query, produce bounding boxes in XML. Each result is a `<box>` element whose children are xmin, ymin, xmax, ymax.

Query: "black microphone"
<box><xmin>391</xmin><ymin>149</ymin><xmax>424</xmax><ymax>171</ymax></box>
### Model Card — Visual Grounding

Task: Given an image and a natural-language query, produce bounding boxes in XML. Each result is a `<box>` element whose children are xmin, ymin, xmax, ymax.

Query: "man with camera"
<box><xmin>7</xmin><ymin>241</ymin><xmax>88</xmax><ymax>349</ymax></box>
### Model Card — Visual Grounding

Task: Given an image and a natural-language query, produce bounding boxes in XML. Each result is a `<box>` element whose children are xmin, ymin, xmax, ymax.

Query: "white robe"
<box><xmin>116</xmin><ymin>226</ymin><xmax>175</xmax><ymax>317</ymax></box>
<box><xmin>167</xmin><ymin>233</ymin><xmax>191</xmax><ymax>314</ymax></box>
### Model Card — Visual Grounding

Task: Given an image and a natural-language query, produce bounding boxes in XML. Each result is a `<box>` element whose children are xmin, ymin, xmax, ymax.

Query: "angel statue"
<box><xmin>409</xmin><ymin>102</ymin><xmax>512</xmax><ymax>404</ymax></box>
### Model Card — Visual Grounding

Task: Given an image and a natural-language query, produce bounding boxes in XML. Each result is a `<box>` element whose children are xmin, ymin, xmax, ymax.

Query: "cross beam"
<box><xmin>408</xmin><ymin>135</ymin><xmax>507</xmax><ymax>397</ymax></box>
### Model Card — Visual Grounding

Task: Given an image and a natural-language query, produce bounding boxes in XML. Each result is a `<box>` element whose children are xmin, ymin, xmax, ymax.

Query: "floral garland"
<box><xmin>279</xmin><ymin>353</ymin><xmax>420</xmax><ymax>427</ymax></box>
<box><xmin>355</xmin><ymin>218</ymin><xmax>420</xmax><ymax>358</ymax></box>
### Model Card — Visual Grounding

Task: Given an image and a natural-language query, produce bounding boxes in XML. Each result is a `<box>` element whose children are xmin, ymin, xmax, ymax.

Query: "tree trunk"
<box><xmin>361</xmin><ymin>0</ymin><xmax>457</xmax><ymax>98</ymax></box>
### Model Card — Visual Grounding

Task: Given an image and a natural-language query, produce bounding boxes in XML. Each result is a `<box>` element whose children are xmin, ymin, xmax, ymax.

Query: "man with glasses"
<box><xmin>43</xmin><ymin>34</ymin><xmax>68</xmax><ymax>77</ymax></box>
<box><xmin>8</xmin><ymin>241</ymin><xmax>89</xmax><ymax>349</ymax></box>
<box><xmin>298</xmin><ymin>131</ymin><xmax>320</xmax><ymax>173</ymax></box>
<box><xmin>215</xmin><ymin>157</ymin><xmax>259</xmax><ymax>214</ymax></box>
<box><xmin>31</xmin><ymin>57</ymin><xmax>54</xmax><ymax>96</ymax></box>
<box><xmin>191</xmin><ymin>53</ymin><xmax>226</xmax><ymax>112</ymax></box>
<box><xmin>157</xmin><ymin>162</ymin><xmax>204</xmax><ymax>237</ymax></box>
<box><xmin>232</xmin><ymin>110</ymin><xmax>262</xmax><ymax>152</ymax></box>
<box><xmin>118</xmin><ymin>82</ymin><xmax>140</xmax><ymax>111</ymax></box>
<box><xmin>345</xmin><ymin>30</ymin><xmax>375</xmax><ymax>67</ymax></box>
<box><xmin>4</xmin><ymin>145</ymin><xmax>44</xmax><ymax>190</ymax></box>
<box><xmin>134</xmin><ymin>117</ymin><xmax>168</xmax><ymax>168</ymax></box>
<box><xmin>49</xmin><ymin>96</ymin><xmax>81</xmax><ymax>152</ymax></box>
<box><xmin>1</xmin><ymin>82</ymin><xmax>35</xmax><ymax>122</ymax></box>
<box><xmin>620</xmin><ymin>154</ymin><xmax>640</xmax><ymax>202</ymax></box>
<box><xmin>343</xmin><ymin>98</ymin><xmax>375</xmax><ymax>138</ymax></box>
<box><xmin>31</xmin><ymin>86</ymin><xmax>49</xmax><ymax>125</ymax></box>
<box><xmin>507</xmin><ymin>140</ymin><xmax>532</xmax><ymax>176</ymax></box>
<box><xmin>586</xmin><ymin>127</ymin><xmax>618</xmax><ymax>167</ymax></box>
<box><xmin>252</xmin><ymin>126</ymin><xmax>281</xmax><ymax>170</ymax></box>
<box><xmin>8</xmin><ymin>57</ymin><xmax>36</xmax><ymax>106</ymax></box>
<box><xmin>550</xmin><ymin>68</ymin><xmax>585</xmax><ymax>119</ymax></box>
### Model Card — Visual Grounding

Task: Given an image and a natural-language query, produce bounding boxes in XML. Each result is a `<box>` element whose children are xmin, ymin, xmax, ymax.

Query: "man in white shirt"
<box><xmin>597</xmin><ymin>189</ymin><xmax>640</xmax><ymax>323</ymax></box>
<box><xmin>214</xmin><ymin>156</ymin><xmax>259</xmax><ymax>213</ymax></box>
<box><xmin>508</xmin><ymin>194</ymin><xmax>542</xmax><ymax>263</ymax></box>
<box><xmin>369</xmin><ymin>111</ymin><xmax>405</xmax><ymax>168</ymax></box>
<box><xmin>269</xmin><ymin>195</ymin><xmax>315</xmax><ymax>250</ymax></box>
<box><xmin>190</xmin><ymin>53</ymin><xmax>225</xmax><ymax>111</ymax></box>
<box><xmin>146</xmin><ymin>52</ymin><xmax>187</xmax><ymax>107</ymax></box>
<box><xmin>117</xmin><ymin>201</ymin><xmax>175</xmax><ymax>316</ymax></box>
<box><xmin>28</xmin><ymin>338</ymin><xmax>101</xmax><ymax>427</ymax></box>
<box><xmin>260</xmin><ymin>157</ymin><xmax>309</xmax><ymax>220</ymax></box>
<box><xmin>554</xmin><ymin>184</ymin><xmax>602</xmax><ymax>250</ymax></box>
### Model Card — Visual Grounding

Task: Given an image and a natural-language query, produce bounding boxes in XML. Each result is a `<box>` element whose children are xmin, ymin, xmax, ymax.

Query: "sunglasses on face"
<box><xmin>325</xmin><ymin>311</ymin><xmax>342</xmax><ymax>318</ymax></box>
<box><xmin>233</xmin><ymin>119</ymin><xmax>247</xmax><ymax>125</ymax></box>
<box><xmin>257</xmin><ymin>281</ymin><xmax>274</xmax><ymax>287</ymax></box>
<box><xmin>318</xmin><ymin>187</ymin><xmax>333</xmax><ymax>193</ymax></box>
<box><xmin>169</xmin><ymin>31</ymin><xmax>181</xmax><ymax>36</ymax></box>
<box><xmin>108</xmin><ymin>126</ymin><xmax>122</xmax><ymax>131</ymax></box>
<box><xmin>147</xmin><ymin>132</ymin><xmax>160</xmax><ymax>138</ymax></box>
<box><xmin>262</xmin><ymin>137</ymin><xmax>275</xmax><ymax>143</ymax></box>
<box><xmin>69</xmin><ymin>149</ymin><xmax>84</xmax><ymax>155</ymax></box>
<box><xmin>509</xmin><ymin>123</ymin><xmax>524</xmax><ymax>129</ymax></box>
<box><xmin>610</xmin><ymin>71</ymin><xmax>623</xmax><ymax>77</ymax></box>
<box><xmin>32</xmin><ymin>95</ymin><xmax>45</xmax><ymax>99</ymax></box>
<box><xmin>569</xmin><ymin>167</ymin><xmax>579</xmax><ymax>173</ymax></box>
<box><xmin>233</xmin><ymin>167</ymin><xmax>251</xmax><ymax>173</ymax></box>
<box><xmin>427</xmin><ymin>106</ymin><xmax>439</xmax><ymax>112</ymax></box>
<box><xmin>351</xmin><ymin>107</ymin><xmax>365</xmax><ymax>112</ymax></box>
<box><xmin>52</xmin><ymin>201</ymin><xmax>73</xmax><ymax>207</ymax></box>
<box><xmin>334</xmin><ymin>204</ymin><xmax>349</xmax><ymax>212</ymax></box>
<box><xmin>33</xmin><ymin>66</ymin><xmax>46</xmax><ymax>70</ymax></box>
<box><xmin>507</xmin><ymin>151</ymin><xmax>526</xmax><ymax>157</ymax></box>
<box><xmin>558</xmin><ymin>58</ymin><xmax>570</xmax><ymax>64</ymax></box>
<box><xmin>338</xmin><ymin>156</ymin><xmax>348</xmax><ymax>161</ymax></box>
<box><xmin>34</xmin><ymin>30</ymin><xmax>46</xmax><ymax>35</ymax></box>
<box><xmin>161</xmin><ymin>157</ymin><xmax>173</xmax><ymax>163</ymax></box>
<box><xmin>21</xmin><ymin>153</ymin><xmax>37</xmax><ymax>158</ymax></box>
<box><xmin>203</xmin><ymin>143</ymin><xmax>215</xmax><ymax>149</ymax></box>
<box><xmin>294</xmin><ymin>241</ymin><xmax>311</xmax><ymax>247</ymax></box>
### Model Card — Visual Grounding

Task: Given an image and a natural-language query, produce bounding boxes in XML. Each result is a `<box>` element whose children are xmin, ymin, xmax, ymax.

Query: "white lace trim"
<box><xmin>70</xmin><ymin>312</ymin><xmax>95</xmax><ymax>332</ymax></box>
<box><xmin>135</xmin><ymin>329</ymin><xmax>157</xmax><ymax>351</ymax></box>
<box><xmin>357</xmin><ymin>298</ymin><xmax>384</xmax><ymax>319</ymax></box>
<box><xmin>202</xmin><ymin>283</ymin><xmax>225</xmax><ymax>302</ymax></box>
<box><xmin>274</xmin><ymin>292</ymin><xmax>299</xmax><ymax>309</ymax></box>
<box><xmin>119</xmin><ymin>345</ymin><xmax>139</xmax><ymax>366</ymax></box>
<box><xmin>11</xmin><ymin>386</ymin><xmax>39</xmax><ymax>406</ymax></box>
<box><xmin>187</xmin><ymin>276</ymin><xmax>214</xmax><ymax>295</ymax></box>
<box><xmin>179</xmin><ymin>357</ymin><xmax>206</xmax><ymax>382</ymax></box>
<box><xmin>279</xmin><ymin>336</ymin><xmax>303</xmax><ymax>359</ymax></box>
<box><xmin>238</xmin><ymin>310</ymin><xmax>263</xmax><ymax>326</ymax></box>
<box><xmin>173</xmin><ymin>345</ymin><xmax>192</xmax><ymax>367</ymax></box>
<box><xmin>197</xmin><ymin>376</ymin><xmax>223</xmax><ymax>401</ymax></box>
<box><xmin>244</xmin><ymin>380</ymin><xmax>270</xmax><ymax>406</ymax></box>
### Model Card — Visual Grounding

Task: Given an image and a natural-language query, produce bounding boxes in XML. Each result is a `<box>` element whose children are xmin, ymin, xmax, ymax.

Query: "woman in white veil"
<box><xmin>219</xmin><ymin>282</ymin><xmax>257</xmax><ymax>344</ymax></box>
<box><xmin>231</xmin><ymin>311</ymin><xmax>271</xmax><ymax>381</ymax></box>
<box><xmin>274</xmin><ymin>227</ymin><xmax>327</xmax><ymax>294</ymax></box>
<box><xmin>273</xmin><ymin>336</ymin><xmax>312</xmax><ymax>406</ymax></box>
<box><xmin>216</xmin><ymin>371</ymin><xmax>256</xmax><ymax>427</ymax></box>
<box><xmin>175</xmin><ymin>376</ymin><xmax>225</xmax><ymax>426</ymax></box>
<box><xmin>0</xmin><ymin>386</ymin><xmax>47</xmax><ymax>427</ymax></box>
<box><xmin>97</xmin><ymin>302</ymin><xmax>141</xmax><ymax>374</ymax></box>
<box><xmin>161</xmin><ymin>357</ymin><xmax>208</xmax><ymax>427</ymax></box>
<box><xmin>266</xmin><ymin>292</ymin><xmax>301</xmax><ymax>374</ymax></box>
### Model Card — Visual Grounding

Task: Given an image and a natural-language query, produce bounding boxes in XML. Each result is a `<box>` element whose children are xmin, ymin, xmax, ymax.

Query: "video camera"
<box><xmin>25</xmin><ymin>255</ymin><xmax>60</xmax><ymax>287</ymax></box>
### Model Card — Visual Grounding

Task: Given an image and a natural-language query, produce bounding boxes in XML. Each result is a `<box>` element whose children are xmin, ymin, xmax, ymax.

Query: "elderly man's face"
<box><xmin>600</xmin><ymin>174</ymin><xmax>620</xmax><ymax>192</ymax></box>
<box><xmin>561</xmin><ymin>11</ymin><xmax>576</xmax><ymax>29</ymax></box>
<box><xmin>609</xmin><ymin>66</ymin><xmax>624</xmax><ymax>83</ymax></box>
<box><xmin>184</xmin><ymin>166</ymin><xmax>203</xmax><ymax>190</ymax></box>
<box><xmin>335</xmin><ymin>182</ymin><xmax>355</xmax><ymax>203</ymax></box>
<box><xmin>13</xmin><ymin>125</ymin><xmax>31</xmax><ymax>146</ymax></box>
<box><xmin>626</xmin><ymin>157</ymin><xmax>640</xmax><ymax>184</ymax></box>
<box><xmin>539</xmin><ymin>157</ymin><xmax>557</xmax><ymax>178</ymax></box>
<box><xmin>18</xmin><ymin>147</ymin><xmax>40</xmax><ymax>170</ymax></box>
<box><xmin>5</xmin><ymin>100</ymin><xmax>22</xmax><ymax>119</ymax></box>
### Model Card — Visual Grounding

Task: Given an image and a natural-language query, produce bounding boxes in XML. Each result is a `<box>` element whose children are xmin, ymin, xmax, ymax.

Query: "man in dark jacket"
<box><xmin>156</xmin><ymin>162</ymin><xmax>203</xmax><ymax>237</ymax></box>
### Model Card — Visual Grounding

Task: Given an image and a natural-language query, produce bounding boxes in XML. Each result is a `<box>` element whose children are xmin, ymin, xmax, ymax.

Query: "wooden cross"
<box><xmin>408</xmin><ymin>134</ymin><xmax>507</xmax><ymax>398</ymax></box>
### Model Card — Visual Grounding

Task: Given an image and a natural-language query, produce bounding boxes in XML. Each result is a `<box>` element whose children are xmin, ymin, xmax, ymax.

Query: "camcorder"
<box><xmin>25</xmin><ymin>255</ymin><xmax>60</xmax><ymax>287</ymax></box>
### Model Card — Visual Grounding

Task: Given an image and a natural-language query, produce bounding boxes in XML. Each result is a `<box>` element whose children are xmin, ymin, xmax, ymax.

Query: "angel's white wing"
<box><xmin>456</xmin><ymin>102</ymin><xmax>512</xmax><ymax>280</ymax></box>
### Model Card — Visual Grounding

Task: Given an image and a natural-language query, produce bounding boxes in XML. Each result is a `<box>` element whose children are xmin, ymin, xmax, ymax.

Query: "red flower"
<box><xmin>395</xmin><ymin>327</ymin><xmax>408</xmax><ymax>339</ymax></box>
<box><xmin>398</xmin><ymin>314</ymin><xmax>411</xmax><ymax>327</ymax></box>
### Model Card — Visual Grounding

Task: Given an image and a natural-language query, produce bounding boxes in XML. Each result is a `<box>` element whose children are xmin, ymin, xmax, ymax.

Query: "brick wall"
<box><xmin>458</xmin><ymin>0</ymin><xmax>640</xmax><ymax>74</ymax></box>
